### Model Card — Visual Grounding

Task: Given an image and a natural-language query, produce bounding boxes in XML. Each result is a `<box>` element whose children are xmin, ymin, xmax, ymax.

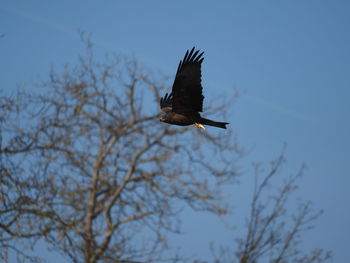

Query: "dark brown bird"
<box><xmin>160</xmin><ymin>47</ymin><xmax>229</xmax><ymax>129</ymax></box>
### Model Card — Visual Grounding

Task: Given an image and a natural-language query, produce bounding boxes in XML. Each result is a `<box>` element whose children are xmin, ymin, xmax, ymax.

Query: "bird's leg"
<box><xmin>195</xmin><ymin>123</ymin><xmax>205</xmax><ymax>130</ymax></box>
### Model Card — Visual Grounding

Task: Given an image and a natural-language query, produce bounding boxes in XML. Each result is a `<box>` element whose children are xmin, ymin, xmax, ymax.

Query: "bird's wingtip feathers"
<box><xmin>179</xmin><ymin>47</ymin><xmax>205</xmax><ymax>67</ymax></box>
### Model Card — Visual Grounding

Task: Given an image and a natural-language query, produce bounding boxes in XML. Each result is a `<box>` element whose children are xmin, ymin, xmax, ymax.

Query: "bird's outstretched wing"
<box><xmin>160</xmin><ymin>92</ymin><xmax>173</xmax><ymax>113</ymax></box>
<box><xmin>171</xmin><ymin>47</ymin><xmax>204</xmax><ymax>114</ymax></box>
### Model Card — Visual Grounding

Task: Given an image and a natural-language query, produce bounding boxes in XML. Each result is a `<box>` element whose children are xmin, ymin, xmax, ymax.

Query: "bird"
<box><xmin>159</xmin><ymin>47</ymin><xmax>229</xmax><ymax>129</ymax></box>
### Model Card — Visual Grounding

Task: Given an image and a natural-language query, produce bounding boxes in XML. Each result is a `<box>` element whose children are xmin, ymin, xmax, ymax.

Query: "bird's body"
<box><xmin>160</xmin><ymin>111</ymin><xmax>200</xmax><ymax>126</ymax></box>
<box><xmin>160</xmin><ymin>47</ymin><xmax>229</xmax><ymax>129</ymax></box>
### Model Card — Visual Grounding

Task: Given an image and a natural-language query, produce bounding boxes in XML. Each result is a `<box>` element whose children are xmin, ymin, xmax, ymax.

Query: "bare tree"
<box><xmin>0</xmin><ymin>39</ymin><xmax>330</xmax><ymax>263</ymax></box>
<box><xmin>0</xmin><ymin>40</ymin><xmax>238</xmax><ymax>263</ymax></box>
<box><xmin>210</xmin><ymin>150</ymin><xmax>332</xmax><ymax>263</ymax></box>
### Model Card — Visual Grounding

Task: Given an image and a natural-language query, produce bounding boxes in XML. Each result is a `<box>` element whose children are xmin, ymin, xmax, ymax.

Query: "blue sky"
<box><xmin>1</xmin><ymin>1</ymin><xmax>350</xmax><ymax>261</ymax></box>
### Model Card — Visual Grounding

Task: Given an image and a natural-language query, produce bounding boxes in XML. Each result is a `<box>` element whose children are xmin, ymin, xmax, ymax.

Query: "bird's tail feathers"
<box><xmin>199</xmin><ymin>118</ymin><xmax>229</xmax><ymax>129</ymax></box>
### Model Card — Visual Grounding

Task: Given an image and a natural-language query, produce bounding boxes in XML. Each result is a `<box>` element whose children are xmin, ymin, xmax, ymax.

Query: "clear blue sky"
<box><xmin>1</xmin><ymin>1</ymin><xmax>349</xmax><ymax>262</ymax></box>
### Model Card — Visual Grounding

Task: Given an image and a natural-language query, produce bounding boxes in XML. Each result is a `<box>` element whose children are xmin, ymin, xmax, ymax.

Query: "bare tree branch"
<box><xmin>234</xmin><ymin>151</ymin><xmax>332</xmax><ymax>263</ymax></box>
<box><xmin>0</xmin><ymin>39</ymin><xmax>239</xmax><ymax>263</ymax></box>
<box><xmin>0</xmin><ymin>37</ymin><xmax>330</xmax><ymax>263</ymax></box>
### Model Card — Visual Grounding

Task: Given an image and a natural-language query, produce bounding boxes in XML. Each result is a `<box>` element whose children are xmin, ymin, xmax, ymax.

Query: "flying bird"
<box><xmin>159</xmin><ymin>47</ymin><xmax>229</xmax><ymax>129</ymax></box>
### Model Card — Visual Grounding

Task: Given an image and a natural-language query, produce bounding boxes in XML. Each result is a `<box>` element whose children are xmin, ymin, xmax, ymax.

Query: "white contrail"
<box><xmin>245</xmin><ymin>94</ymin><xmax>314</xmax><ymax>123</ymax></box>
<box><xmin>1</xmin><ymin>5</ymin><xmax>74</xmax><ymax>36</ymax></box>
<box><xmin>0</xmin><ymin>4</ymin><xmax>123</xmax><ymax>53</ymax></box>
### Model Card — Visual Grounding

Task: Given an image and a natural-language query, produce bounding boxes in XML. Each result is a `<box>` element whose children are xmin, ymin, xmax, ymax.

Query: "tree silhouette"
<box><xmin>0</xmin><ymin>39</ymin><xmax>237</xmax><ymax>263</ymax></box>
<box><xmin>212</xmin><ymin>151</ymin><xmax>332</xmax><ymax>263</ymax></box>
<box><xmin>0</xmin><ymin>39</ymin><xmax>330</xmax><ymax>263</ymax></box>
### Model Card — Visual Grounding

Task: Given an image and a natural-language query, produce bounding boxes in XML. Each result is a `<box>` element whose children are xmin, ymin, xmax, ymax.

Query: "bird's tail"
<box><xmin>198</xmin><ymin>118</ymin><xmax>229</xmax><ymax>129</ymax></box>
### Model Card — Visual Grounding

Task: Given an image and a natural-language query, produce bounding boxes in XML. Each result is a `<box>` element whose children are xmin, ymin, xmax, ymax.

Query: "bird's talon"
<box><xmin>195</xmin><ymin>123</ymin><xmax>205</xmax><ymax>129</ymax></box>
